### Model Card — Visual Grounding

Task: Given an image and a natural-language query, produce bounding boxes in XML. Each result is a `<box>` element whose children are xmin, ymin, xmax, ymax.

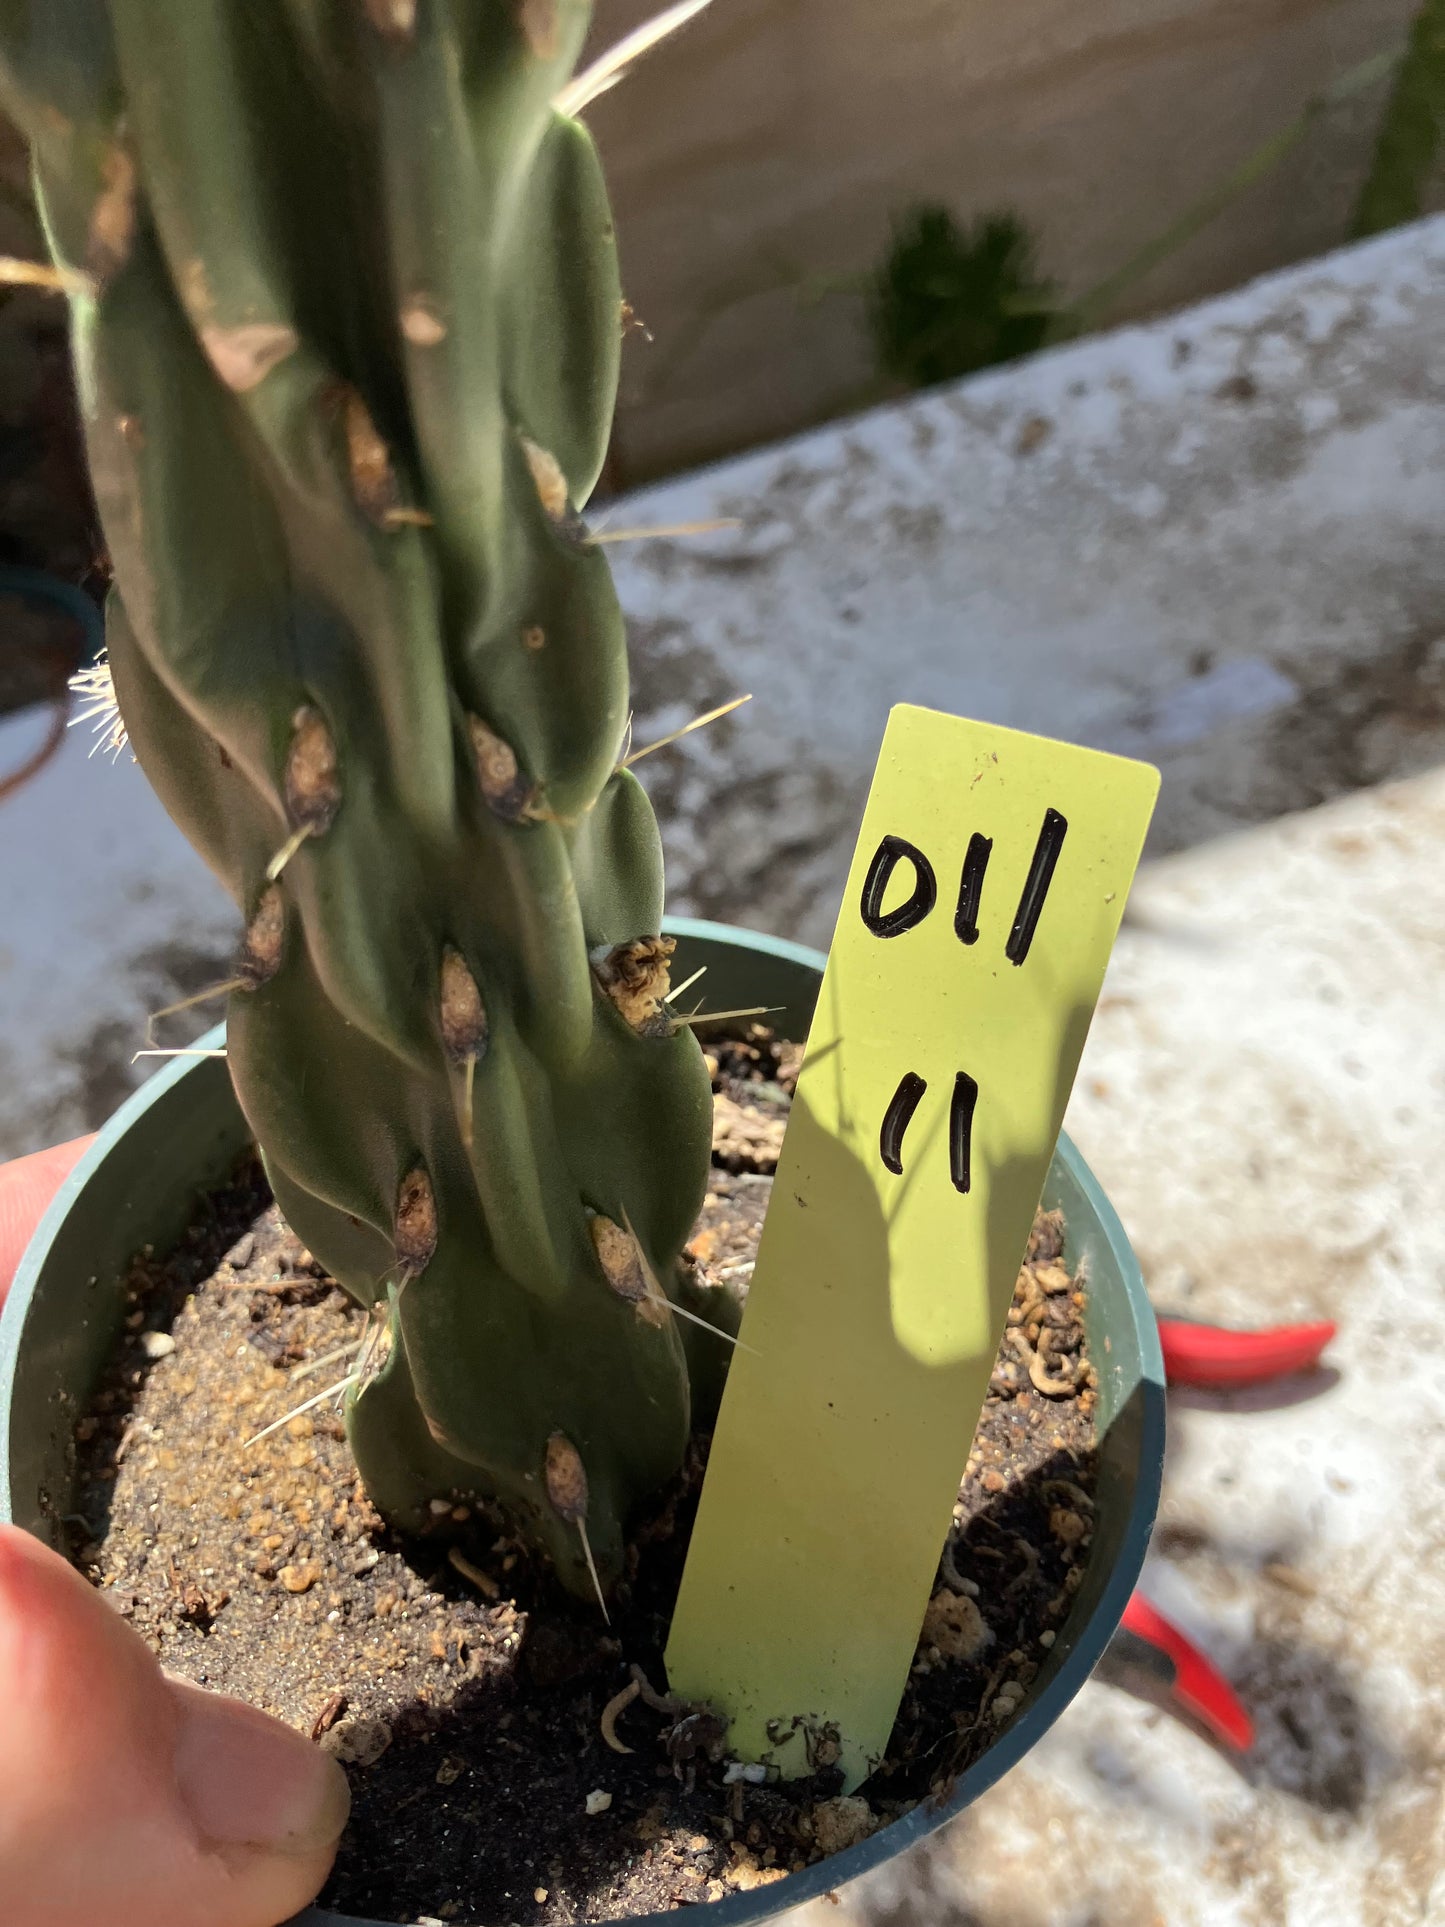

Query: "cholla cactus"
<box><xmin>0</xmin><ymin>0</ymin><xmax>734</xmax><ymax>1598</ymax></box>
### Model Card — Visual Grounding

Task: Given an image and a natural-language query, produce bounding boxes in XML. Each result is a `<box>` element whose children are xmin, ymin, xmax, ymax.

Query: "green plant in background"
<box><xmin>1353</xmin><ymin>0</ymin><xmax>1445</xmax><ymax>236</ymax></box>
<box><xmin>867</xmin><ymin>43</ymin><xmax>1411</xmax><ymax>399</ymax></box>
<box><xmin>0</xmin><ymin>0</ymin><xmax>736</xmax><ymax>1603</ymax></box>
<box><xmin>870</xmin><ymin>207</ymin><xmax>1058</xmax><ymax>391</ymax></box>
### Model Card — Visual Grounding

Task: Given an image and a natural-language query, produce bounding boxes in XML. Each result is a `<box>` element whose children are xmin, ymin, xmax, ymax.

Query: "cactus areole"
<box><xmin>0</xmin><ymin>0</ymin><xmax>734</xmax><ymax>1598</ymax></box>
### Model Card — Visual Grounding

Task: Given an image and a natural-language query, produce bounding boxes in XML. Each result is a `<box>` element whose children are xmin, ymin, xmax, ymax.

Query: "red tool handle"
<box><xmin>1157</xmin><ymin>1315</ymin><xmax>1336</xmax><ymax>1388</ymax></box>
<box><xmin>1120</xmin><ymin>1594</ymin><xmax>1255</xmax><ymax>1751</ymax></box>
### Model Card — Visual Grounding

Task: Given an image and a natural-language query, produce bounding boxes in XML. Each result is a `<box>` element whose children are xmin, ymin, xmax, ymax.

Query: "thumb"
<box><xmin>0</xmin><ymin>1525</ymin><xmax>349</xmax><ymax>1927</ymax></box>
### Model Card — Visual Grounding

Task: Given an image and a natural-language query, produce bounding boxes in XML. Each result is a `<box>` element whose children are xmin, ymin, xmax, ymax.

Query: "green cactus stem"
<box><xmin>0</xmin><ymin>0</ymin><xmax>737</xmax><ymax>1598</ymax></box>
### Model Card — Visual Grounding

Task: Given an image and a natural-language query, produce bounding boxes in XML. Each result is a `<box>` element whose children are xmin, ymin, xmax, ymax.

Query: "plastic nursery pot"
<box><xmin>0</xmin><ymin>916</ymin><xmax>1164</xmax><ymax>1927</ymax></box>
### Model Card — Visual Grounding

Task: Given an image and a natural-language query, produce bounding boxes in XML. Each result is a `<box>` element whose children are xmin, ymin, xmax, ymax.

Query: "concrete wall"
<box><xmin>586</xmin><ymin>0</ymin><xmax>1426</xmax><ymax>483</ymax></box>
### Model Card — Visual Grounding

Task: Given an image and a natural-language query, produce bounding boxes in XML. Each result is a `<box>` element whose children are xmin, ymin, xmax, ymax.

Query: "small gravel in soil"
<box><xmin>69</xmin><ymin>1027</ymin><xmax>1098</xmax><ymax>1925</ymax></box>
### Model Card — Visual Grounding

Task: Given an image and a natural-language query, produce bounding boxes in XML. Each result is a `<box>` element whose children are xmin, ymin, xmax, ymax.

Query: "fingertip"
<box><xmin>0</xmin><ymin>1527</ymin><xmax>345</xmax><ymax>1927</ymax></box>
<box><xmin>169</xmin><ymin>1675</ymin><xmax>351</xmax><ymax>1856</ymax></box>
<box><xmin>167</xmin><ymin>1678</ymin><xmax>350</xmax><ymax>1924</ymax></box>
<box><xmin>0</xmin><ymin>1134</ymin><xmax>96</xmax><ymax>1299</ymax></box>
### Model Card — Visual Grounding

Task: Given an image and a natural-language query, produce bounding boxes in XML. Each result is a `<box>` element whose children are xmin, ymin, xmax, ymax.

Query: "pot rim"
<box><xmin>0</xmin><ymin>914</ymin><xmax>1165</xmax><ymax>1927</ymax></box>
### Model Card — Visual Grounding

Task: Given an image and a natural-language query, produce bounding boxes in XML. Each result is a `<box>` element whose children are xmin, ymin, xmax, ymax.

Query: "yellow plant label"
<box><xmin>665</xmin><ymin>704</ymin><xmax>1158</xmax><ymax>1787</ymax></box>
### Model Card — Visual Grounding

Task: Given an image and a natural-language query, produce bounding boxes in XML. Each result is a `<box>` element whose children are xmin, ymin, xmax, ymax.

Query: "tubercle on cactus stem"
<box><xmin>266</xmin><ymin>705</ymin><xmax>342</xmax><ymax>879</ymax></box>
<box><xmin>589</xmin><ymin>1211</ymin><xmax>667</xmax><ymax>1328</ymax></box>
<box><xmin>592</xmin><ymin>1203</ymin><xmax>750</xmax><ymax>1351</ymax></box>
<box><xmin>86</xmin><ymin>140</ymin><xmax>138</xmax><ymax>286</ymax></box>
<box><xmin>545</xmin><ymin>1433</ymin><xmax>609</xmax><ymax>1625</ymax></box>
<box><xmin>201</xmin><ymin>321</ymin><xmax>299</xmax><ymax>394</ymax></box>
<box><xmin>619</xmin><ymin>1203</ymin><xmax>754</xmax><ymax>1352</ymax></box>
<box><xmin>341</xmin><ymin>389</ymin><xmax>385</xmax><ymax>513</ymax></box>
<box><xmin>338</xmin><ymin>382</ymin><xmax>426</xmax><ymax>529</ymax></box>
<box><xmin>146</xmin><ymin>880</ymin><xmax>309</xmax><ymax>1049</ymax></box>
<box><xmin>362</xmin><ymin>0</ymin><xmax>418</xmax><ymax>42</ymax></box>
<box><xmin>520</xmin><ymin>435</ymin><xmax>570</xmax><ymax>522</ymax></box>
<box><xmin>517</xmin><ymin>0</ymin><xmax>562</xmax><ymax>61</ymax></box>
<box><xmin>592</xmin><ymin>936</ymin><xmax>675</xmax><ymax>1034</ymax></box>
<box><xmin>468</xmin><ymin>713</ymin><xmax>541</xmax><ymax>823</ymax></box>
<box><xmin>400</xmin><ymin>296</ymin><xmax>447</xmax><ymax>346</ymax></box>
<box><xmin>544</xmin><ymin>1430</ymin><xmax>588</xmax><ymax>1520</ymax></box>
<box><xmin>284</xmin><ymin>707</ymin><xmax>341</xmax><ymax>834</ymax></box>
<box><xmin>440</xmin><ymin>948</ymin><xmax>488</xmax><ymax>1153</ymax></box>
<box><xmin>394</xmin><ymin>1167</ymin><xmax>438</xmax><ymax>1278</ymax></box>
<box><xmin>440</xmin><ymin>949</ymin><xmax>488</xmax><ymax>1063</ymax></box>
<box><xmin>240</xmin><ymin>885</ymin><xmax>286</xmax><ymax>986</ymax></box>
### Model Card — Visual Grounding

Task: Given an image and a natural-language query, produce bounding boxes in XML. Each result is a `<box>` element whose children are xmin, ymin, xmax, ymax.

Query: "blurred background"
<box><xmin>1</xmin><ymin>0</ymin><xmax>1442</xmax><ymax>598</ymax></box>
<box><xmin>583</xmin><ymin>0</ymin><xmax>1440</xmax><ymax>483</ymax></box>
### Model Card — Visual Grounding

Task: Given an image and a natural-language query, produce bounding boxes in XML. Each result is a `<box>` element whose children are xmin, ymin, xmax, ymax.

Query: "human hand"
<box><xmin>0</xmin><ymin>1139</ymin><xmax>350</xmax><ymax>1927</ymax></box>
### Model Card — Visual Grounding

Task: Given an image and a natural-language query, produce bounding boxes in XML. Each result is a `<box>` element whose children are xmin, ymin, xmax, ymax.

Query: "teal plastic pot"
<box><xmin>0</xmin><ymin>917</ymin><xmax>1164</xmax><ymax>1927</ymax></box>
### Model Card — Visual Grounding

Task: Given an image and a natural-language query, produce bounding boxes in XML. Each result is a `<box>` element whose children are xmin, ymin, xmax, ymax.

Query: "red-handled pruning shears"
<box><xmin>1115</xmin><ymin>1595</ymin><xmax>1256</xmax><ymax>1751</ymax></box>
<box><xmin>1157</xmin><ymin>1314</ymin><xmax>1336</xmax><ymax>1389</ymax></box>
<box><xmin>1110</xmin><ymin>1312</ymin><xmax>1335</xmax><ymax>1749</ymax></box>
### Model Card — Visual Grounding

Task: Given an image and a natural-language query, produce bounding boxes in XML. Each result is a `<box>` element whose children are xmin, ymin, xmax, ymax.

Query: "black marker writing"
<box><xmin>949</xmin><ymin>1072</ymin><xmax>979</xmax><ymax>1194</ymax></box>
<box><xmin>860</xmin><ymin>835</ymin><xmax>937</xmax><ymax>938</ymax></box>
<box><xmin>1006</xmin><ymin>808</ymin><xmax>1068</xmax><ymax>966</ymax></box>
<box><xmin>879</xmin><ymin>1071</ymin><xmax>928</xmax><ymax>1175</ymax></box>
<box><xmin>953</xmin><ymin>833</ymin><xmax>992</xmax><ymax>946</ymax></box>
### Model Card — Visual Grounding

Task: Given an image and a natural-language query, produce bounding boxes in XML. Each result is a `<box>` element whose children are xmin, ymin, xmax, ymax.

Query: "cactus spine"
<box><xmin>0</xmin><ymin>0</ymin><xmax>733</xmax><ymax>1597</ymax></box>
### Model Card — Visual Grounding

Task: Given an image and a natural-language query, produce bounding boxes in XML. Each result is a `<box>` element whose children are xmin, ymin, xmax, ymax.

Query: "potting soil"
<box><xmin>67</xmin><ymin>1028</ymin><xmax>1099</xmax><ymax>1924</ymax></box>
